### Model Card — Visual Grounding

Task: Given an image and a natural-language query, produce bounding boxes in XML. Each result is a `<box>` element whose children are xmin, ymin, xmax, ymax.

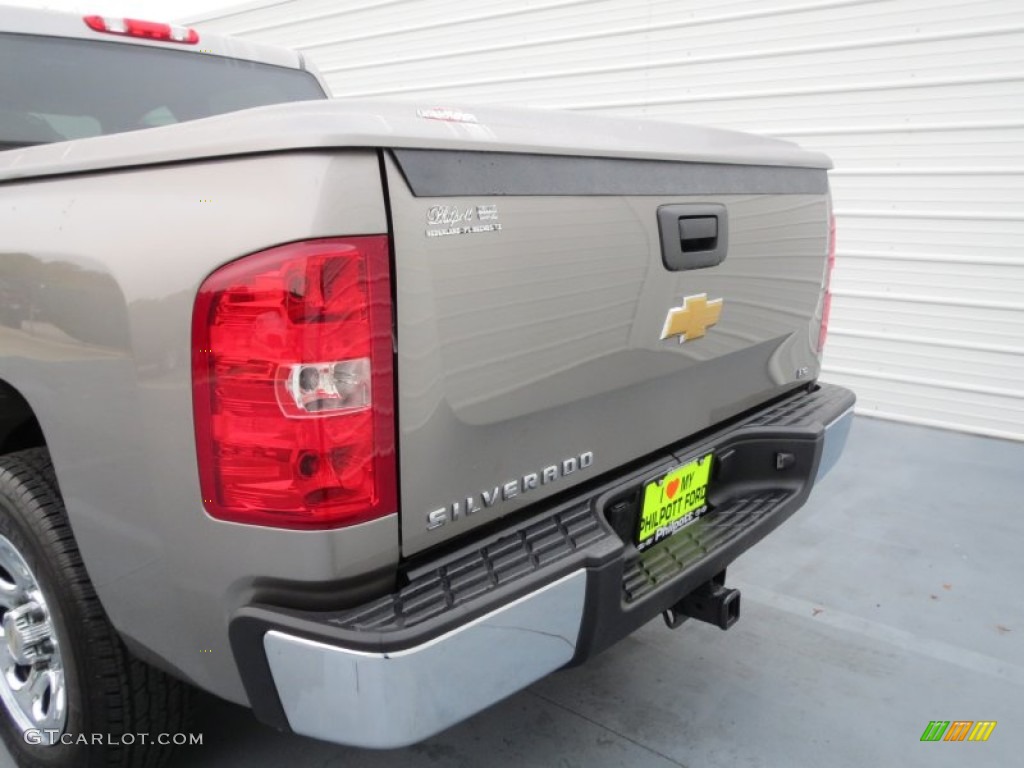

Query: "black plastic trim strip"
<box><xmin>392</xmin><ymin>149</ymin><xmax>829</xmax><ymax>197</ymax></box>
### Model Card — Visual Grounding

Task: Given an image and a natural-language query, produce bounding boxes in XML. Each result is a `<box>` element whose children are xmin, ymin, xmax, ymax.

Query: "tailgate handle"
<box><xmin>657</xmin><ymin>204</ymin><xmax>729</xmax><ymax>271</ymax></box>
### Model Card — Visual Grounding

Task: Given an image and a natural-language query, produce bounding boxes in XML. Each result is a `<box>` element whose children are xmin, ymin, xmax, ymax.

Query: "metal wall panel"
<box><xmin>187</xmin><ymin>0</ymin><xmax>1024</xmax><ymax>440</ymax></box>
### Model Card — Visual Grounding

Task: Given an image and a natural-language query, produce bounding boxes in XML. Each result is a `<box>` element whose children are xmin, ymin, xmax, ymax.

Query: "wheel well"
<box><xmin>0</xmin><ymin>380</ymin><xmax>46</xmax><ymax>455</ymax></box>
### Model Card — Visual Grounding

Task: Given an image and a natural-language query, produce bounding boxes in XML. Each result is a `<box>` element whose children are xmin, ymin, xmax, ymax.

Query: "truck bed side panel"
<box><xmin>0</xmin><ymin>150</ymin><xmax>391</xmax><ymax>705</ymax></box>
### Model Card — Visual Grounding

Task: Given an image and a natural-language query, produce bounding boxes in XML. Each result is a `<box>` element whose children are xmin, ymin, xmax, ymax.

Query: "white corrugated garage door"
<box><xmin>189</xmin><ymin>0</ymin><xmax>1024</xmax><ymax>441</ymax></box>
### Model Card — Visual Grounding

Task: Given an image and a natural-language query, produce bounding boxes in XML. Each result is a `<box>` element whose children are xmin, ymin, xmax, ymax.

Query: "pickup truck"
<box><xmin>0</xmin><ymin>6</ymin><xmax>854</xmax><ymax>767</ymax></box>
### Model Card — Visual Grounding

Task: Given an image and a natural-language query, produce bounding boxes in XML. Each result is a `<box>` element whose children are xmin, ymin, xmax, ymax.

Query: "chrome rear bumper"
<box><xmin>816</xmin><ymin>406</ymin><xmax>855</xmax><ymax>483</ymax></box>
<box><xmin>264</xmin><ymin>571</ymin><xmax>586</xmax><ymax>748</ymax></box>
<box><xmin>232</xmin><ymin>383</ymin><xmax>856</xmax><ymax>750</ymax></box>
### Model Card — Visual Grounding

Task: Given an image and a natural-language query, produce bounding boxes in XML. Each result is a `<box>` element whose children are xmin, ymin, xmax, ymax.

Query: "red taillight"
<box><xmin>818</xmin><ymin>213</ymin><xmax>836</xmax><ymax>354</ymax></box>
<box><xmin>84</xmin><ymin>15</ymin><xmax>200</xmax><ymax>45</ymax></box>
<box><xmin>192</xmin><ymin>237</ymin><xmax>396</xmax><ymax>529</ymax></box>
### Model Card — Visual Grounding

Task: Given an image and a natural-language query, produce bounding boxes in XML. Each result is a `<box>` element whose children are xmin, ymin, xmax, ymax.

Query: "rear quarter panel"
<box><xmin>0</xmin><ymin>149</ymin><xmax>394</xmax><ymax>704</ymax></box>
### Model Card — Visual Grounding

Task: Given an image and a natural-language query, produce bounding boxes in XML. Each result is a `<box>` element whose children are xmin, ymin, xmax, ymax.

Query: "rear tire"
<box><xmin>0</xmin><ymin>448</ymin><xmax>191</xmax><ymax>768</ymax></box>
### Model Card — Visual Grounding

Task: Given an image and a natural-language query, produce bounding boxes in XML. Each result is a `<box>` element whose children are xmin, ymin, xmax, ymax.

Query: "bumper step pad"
<box><xmin>329</xmin><ymin>503</ymin><xmax>611</xmax><ymax>632</ymax></box>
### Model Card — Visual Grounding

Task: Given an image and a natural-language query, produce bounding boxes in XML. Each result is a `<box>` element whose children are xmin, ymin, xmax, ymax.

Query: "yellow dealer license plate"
<box><xmin>636</xmin><ymin>454</ymin><xmax>713</xmax><ymax>551</ymax></box>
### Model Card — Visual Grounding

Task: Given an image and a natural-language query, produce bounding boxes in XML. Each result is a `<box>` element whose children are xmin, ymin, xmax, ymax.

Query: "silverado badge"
<box><xmin>661</xmin><ymin>293</ymin><xmax>723</xmax><ymax>343</ymax></box>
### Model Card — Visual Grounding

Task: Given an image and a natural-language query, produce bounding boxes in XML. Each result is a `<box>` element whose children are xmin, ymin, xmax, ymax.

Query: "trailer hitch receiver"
<box><xmin>663</xmin><ymin>577</ymin><xmax>740</xmax><ymax>631</ymax></box>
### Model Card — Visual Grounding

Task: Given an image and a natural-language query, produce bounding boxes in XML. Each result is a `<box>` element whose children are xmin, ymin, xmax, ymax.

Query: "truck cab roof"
<box><xmin>0</xmin><ymin>3</ymin><xmax>328</xmax><ymax>151</ymax></box>
<box><xmin>0</xmin><ymin>3</ymin><xmax>309</xmax><ymax>70</ymax></box>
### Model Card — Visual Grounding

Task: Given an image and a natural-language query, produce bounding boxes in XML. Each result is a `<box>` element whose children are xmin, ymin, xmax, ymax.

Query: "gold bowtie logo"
<box><xmin>660</xmin><ymin>294</ymin><xmax>723</xmax><ymax>343</ymax></box>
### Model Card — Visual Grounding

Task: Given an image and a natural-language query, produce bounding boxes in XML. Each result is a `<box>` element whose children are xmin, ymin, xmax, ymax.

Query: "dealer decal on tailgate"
<box><xmin>636</xmin><ymin>454</ymin><xmax>713</xmax><ymax>551</ymax></box>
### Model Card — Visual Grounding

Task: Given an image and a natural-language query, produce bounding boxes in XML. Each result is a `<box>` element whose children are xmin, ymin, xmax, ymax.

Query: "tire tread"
<box><xmin>0</xmin><ymin>448</ymin><xmax>191</xmax><ymax>768</ymax></box>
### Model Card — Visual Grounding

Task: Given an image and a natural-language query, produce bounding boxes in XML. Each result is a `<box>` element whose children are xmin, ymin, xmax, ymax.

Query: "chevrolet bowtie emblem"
<box><xmin>660</xmin><ymin>293</ymin><xmax>723</xmax><ymax>343</ymax></box>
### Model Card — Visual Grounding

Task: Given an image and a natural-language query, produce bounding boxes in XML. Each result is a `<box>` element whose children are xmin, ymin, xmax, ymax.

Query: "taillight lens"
<box><xmin>84</xmin><ymin>15</ymin><xmax>200</xmax><ymax>45</ymax></box>
<box><xmin>192</xmin><ymin>237</ymin><xmax>396</xmax><ymax>529</ymax></box>
<box><xmin>818</xmin><ymin>213</ymin><xmax>836</xmax><ymax>354</ymax></box>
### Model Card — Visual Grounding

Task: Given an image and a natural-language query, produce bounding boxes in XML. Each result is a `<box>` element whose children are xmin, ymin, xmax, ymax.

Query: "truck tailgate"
<box><xmin>386</xmin><ymin>147</ymin><xmax>830</xmax><ymax>556</ymax></box>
